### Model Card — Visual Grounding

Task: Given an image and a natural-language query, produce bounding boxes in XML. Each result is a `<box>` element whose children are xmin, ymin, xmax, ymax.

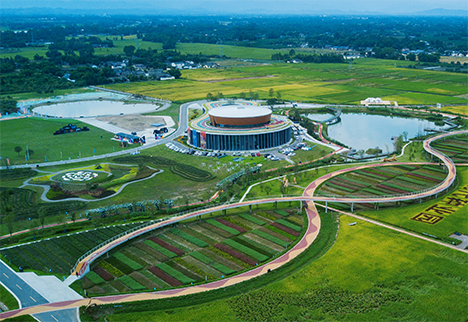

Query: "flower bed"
<box><xmin>213</xmin><ymin>243</ymin><xmax>257</xmax><ymax>266</ymax></box>
<box><xmin>148</xmin><ymin>266</ymin><xmax>182</xmax><ymax>287</ymax></box>
<box><xmin>150</xmin><ymin>237</ymin><xmax>185</xmax><ymax>256</ymax></box>
<box><xmin>406</xmin><ymin>173</ymin><xmax>440</xmax><ymax>182</ymax></box>
<box><xmin>375</xmin><ymin>184</ymin><xmax>407</xmax><ymax>194</ymax></box>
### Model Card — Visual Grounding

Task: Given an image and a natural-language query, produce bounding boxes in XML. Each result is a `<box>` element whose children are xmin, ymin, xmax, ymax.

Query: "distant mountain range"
<box><xmin>1</xmin><ymin>1</ymin><xmax>466</xmax><ymax>17</ymax></box>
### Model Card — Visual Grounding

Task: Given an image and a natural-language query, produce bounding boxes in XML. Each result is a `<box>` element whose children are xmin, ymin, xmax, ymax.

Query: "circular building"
<box><xmin>188</xmin><ymin>101</ymin><xmax>292</xmax><ymax>151</ymax></box>
<box><xmin>208</xmin><ymin>105</ymin><xmax>272</xmax><ymax>128</ymax></box>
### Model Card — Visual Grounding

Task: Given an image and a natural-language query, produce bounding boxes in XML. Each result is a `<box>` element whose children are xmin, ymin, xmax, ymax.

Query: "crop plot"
<box><xmin>76</xmin><ymin>209</ymin><xmax>304</xmax><ymax>295</ymax></box>
<box><xmin>430</xmin><ymin>134</ymin><xmax>468</xmax><ymax>163</ymax></box>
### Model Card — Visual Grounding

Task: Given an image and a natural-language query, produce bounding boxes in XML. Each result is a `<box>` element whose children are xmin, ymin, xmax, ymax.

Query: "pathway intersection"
<box><xmin>0</xmin><ymin>130</ymin><xmax>466</xmax><ymax>320</ymax></box>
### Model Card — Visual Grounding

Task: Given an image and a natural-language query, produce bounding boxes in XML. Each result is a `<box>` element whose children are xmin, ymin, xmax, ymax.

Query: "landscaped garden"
<box><xmin>73</xmin><ymin>208</ymin><xmax>304</xmax><ymax>295</ymax></box>
<box><xmin>430</xmin><ymin>134</ymin><xmax>468</xmax><ymax>163</ymax></box>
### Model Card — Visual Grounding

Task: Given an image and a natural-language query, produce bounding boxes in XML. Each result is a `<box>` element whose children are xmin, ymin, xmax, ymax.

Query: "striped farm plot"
<box><xmin>431</xmin><ymin>135</ymin><xmax>468</xmax><ymax>163</ymax></box>
<box><xmin>0</xmin><ymin>223</ymin><xmax>141</xmax><ymax>275</ymax></box>
<box><xmin>79</xmin><ymin>210</ymin><xmax>305</xmax><ymax>295</ymax></box>
<box><xmin>316</xmin><ymin>164</ymin><xmax>446</xmax><ymax>200</ymax></box>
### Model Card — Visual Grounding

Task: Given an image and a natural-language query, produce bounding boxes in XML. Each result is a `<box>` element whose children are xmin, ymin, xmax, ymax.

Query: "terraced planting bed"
<box><xmin>0</xmin><ymin>223</ymin><xmax>142</xmax><ymax>275</ymax></box>
<box><xmin>316</xmin><ymin>164</ymin><xmax>447</xmax><ymax>206</ymax></box>
<box><xmin>77</xmin><ymin>209</ymin><xmax>304</xmax><ymax>295</ymax></box>
<box><xmin>430</xmin><ymin>134</ymin><xmax>468</xmax><ymax>163</ymax></box>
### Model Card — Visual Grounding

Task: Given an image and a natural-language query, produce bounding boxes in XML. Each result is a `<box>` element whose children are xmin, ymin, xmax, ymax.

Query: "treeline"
<box><xmin>271</xmin><ymin>51</ymin><xmax>344</xmax><ymax>63</ymax></box>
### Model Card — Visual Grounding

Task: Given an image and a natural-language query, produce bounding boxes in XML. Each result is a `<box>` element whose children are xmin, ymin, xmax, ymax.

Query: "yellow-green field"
<box><xmin>108</xmin><ymin>59</ymin><xmax>468</xmax><ymax>106</ymax></box>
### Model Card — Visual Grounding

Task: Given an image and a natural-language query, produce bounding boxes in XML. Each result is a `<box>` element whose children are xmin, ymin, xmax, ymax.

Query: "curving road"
<box><xmin>0</xmin><ymin>130</ymin><xmax>466</xmax><ymax>320</ymax></box>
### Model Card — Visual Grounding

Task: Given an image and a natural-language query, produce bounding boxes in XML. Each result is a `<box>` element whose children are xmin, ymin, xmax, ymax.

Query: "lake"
<box><xmin>305</xmin><ymin>112</ymin><xmax>450</xmax><ymax>152</ymax></box>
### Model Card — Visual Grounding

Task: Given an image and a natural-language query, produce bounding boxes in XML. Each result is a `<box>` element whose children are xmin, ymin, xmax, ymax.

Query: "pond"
<box><xmin>33</xmin><ymin>100</ymin><xmax>159</xmax><ymax>118</ymax></box>
<box><xmin>305</xmin><ymin>112</ymin><xmax>450</xmax><ymax>152</ymax></box>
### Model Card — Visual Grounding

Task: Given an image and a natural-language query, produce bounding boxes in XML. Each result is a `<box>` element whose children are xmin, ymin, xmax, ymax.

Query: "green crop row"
<box><xmin>239</xmin><ymin>214</ymin><xmax>266</xmax><ymax>225</ymax></box>
<box><xmin>255</xmin><ymin>212</ymin><xmax>277</xmax><ymax>221</ymax></box>
<box><xmin>222</xmin><ymin>216</ymin><xmax>251</xmax><ymax>231</ymax></box>
<box><xmin>236</xmin><ymin>236</ymin><xmax>277</xmax><ymax>257</ymax></box>
<box><xmin>223</xmin><ymin>239</ymin><xmax>269</xmax><ymax>262</ymax></box>
<box><xmin>169</xmin><ymin>229</ymin><xmax>209</xmax><ymax>247</ymax></box>
<box><xmin>206</xmin><ymin>219</ymin><xmax>240</xmax><ymax>236</ymax></box>
<box><xmin>265</xmin><ymin>226</ymin><xmax>296</xmax><ymax>240</ymax></box>
<box><xmin>190</xmin><ymin>251</ymin><xmax>235</xmax><ymax>275</ymax></box>
<box><xmin>113</xmin><ymin>252</ymin><xmax>143</xmax><ymax>271</ymax></box>
<box><xmin>251</xmin><ymin>229</ymin><xmax>290</xmax><ymax>247</ymax></box>
<box><xmin>118</xmin><ymin>275</ymin><xmax>146</xmax><ymax>291</ymax></box>
<box><xmin>173</xmin><ymin>257</ymin><xmax>216</xmax><ymax>281</ymax></box>
<box><xmin>86</xmin><ymin>271</ymin><xmax>105</xmax><ymax>285</ymax></box>
<box><xmin>99</xmin><ymin>260</ymin><xmax>124</xmax><ymax>278</ymax></box>
<box><xmin>274</xmin><ymin>210</ymin><xmax>290</xmax><ymax>217</ymax></box>
<box><xmin>378</xmin><ymin>182</ymin><xmax>415</xmax><ymax>193</ymax></box>
<box><xmin>275</xmin><ymin>219</ymin><xmax>302</xmax><ymax>232</ymax></box>
<box><xmin>156</xmin><ymin>262</ymin><xmax>195</xmax><ymax>284</ymax></box>
<box><xmin>143</xmin><ymin>240</ymin><xmax>177</xmax><ymax>258</ymax></box>
<box><xmin>206</xmin><ymin>246</ymin><xmax>251</xmax><ymax>269</ymax></box>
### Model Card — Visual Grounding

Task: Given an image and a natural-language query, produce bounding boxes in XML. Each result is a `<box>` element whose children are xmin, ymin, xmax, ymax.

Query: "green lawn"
<box><xmin>0</xmin><ymin>117</ymin><xmax>132</xmax><ymax>166</ymax></box>
<box><xmin>0</xmin><ymin>283</ymin><xmax>19</xmax><ymax>310</ymax></box>
<box><xmin>82</xmin><ymin>212</ymin><xmax>467</xmax><ymax>322</ymax></box>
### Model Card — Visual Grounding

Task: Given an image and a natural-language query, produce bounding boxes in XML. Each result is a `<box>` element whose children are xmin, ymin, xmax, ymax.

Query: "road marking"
<box><xmin>16</xmin><ymin>284</ymin><xmax>22</xmax><ymax>290</ymax></box>
<box><xmin>51</xmin><ymin>314</ymin><xmax>59</xmax><ymax>322</ymax></box>
<box><xmin>3</xmin><ymin>273</ymin><xmax>9</xmax><ymax>278</ymax></box>
<box><xmin>30</xmin><ymin>296</ymin><xmax>36</xmax><ymax>302</ymax></box>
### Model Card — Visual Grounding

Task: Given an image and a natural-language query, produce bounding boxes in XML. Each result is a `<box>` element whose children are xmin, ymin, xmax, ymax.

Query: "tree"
<box><xmin>267</xmin><ymin>98</ymin><xmax>277</xmax><ymax>107</ymax></box>
<box><xmin>5</xmin><ymin>214</ymin><xmax>15</xmax><ymax>236</ymax></box>
<box><xmin>269</xmin><ymin>88</ymin><xmax>274</xmax><ymax>98</ymax></box>
<box><xmin>407</xmin><ymin>53</ymin><xmax>416</xmax><ymax>61</ymax></box>
<box><xmin>14</xmin><ymin>146</ymin><xmax>22</xmax><ymax>156</ymax></box>
<box><xmin>276</xmin><ymin>91</ymin><xmax>281</xmax><ymax>101</ymax></box>
<box><xmin>168</xmin><ymin>68</ymin><xmax>181</xmax><ymax>79</ymax></box>
<box><xmin>289</xmin><ymin>49</ymin><xmax>296</xmax><ymax>57</ymax></box>
<box><xmin>123</xmin><ymin>45</ymin><xmax>136</xmax><ymax>57</ymax></box>
<box><xmin>206</xmin><ymin>92</ymin><xmax>214</xmax><ymax>101</ymax></box>
<box><xmin>357</xmin><ymin>149</ymin><xmax>365</xmax><ymax>159</ymax></box>
<box><xmin>38</xmin><ymin>208</ymin><xmax>46</xmax><ymax>228</ymax></box>
<box><xmin>264</xmin><ymin>185</ymin><xmax>272</xmax><ymax>196</ymax></box>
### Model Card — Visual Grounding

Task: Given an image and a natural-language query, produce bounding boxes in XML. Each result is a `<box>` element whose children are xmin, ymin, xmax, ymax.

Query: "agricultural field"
<box><xmin>0</xmin><ymin>117</ymin><xmax>133</xmax><ymax>166</ymax></box>
<box><xmin>0</xmin><ymin>223</ymin><xmax>143</xmax><ymax>276</ymax></box>
<box><xmin>358</xmin><ymin>166</ymin><xmax>468</xmax><ymax>239</ymax></box>
<box><xmin>315</xmin><ymin>164</ymin><xmax>447</xmax><ymax>201</ymax></box>
<box><xmin>75</xmin><ymin>209</ymin><xmax>304</xmax><ymax>296</ymax></box>
<box><xmin>430</xmin><ymin>134</ymin><xmax>468</xmax><ymax>163</ymax></box>
<box><xmin>108</xmin><ymin>59</ymin><xmax>468</xmax><ymax>106</ymax></box>
<box><xmin>83</xmin><ymin>213</ymin><xmax>468</xmax><ymax>322</ymax></box>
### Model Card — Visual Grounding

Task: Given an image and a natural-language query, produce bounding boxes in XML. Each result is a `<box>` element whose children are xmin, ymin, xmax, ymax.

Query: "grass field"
<box><xmin>106</xmin><ymin>59</ymin><xmax>468</xmax><ymax>106</ymax></box>
<box><xmin>0</xmin><ymin>283</ymin><xmax>19</xmax><ymax>311</ymax></box>
<box><xmin>82</xmin><ymin>212</ymin><xmax>468</xmax><ymax>322</ymax></box>
<box><xmin>0</xmin><ymin>117</ymin><xmax>132</xmax><ymax>166</ymax></box>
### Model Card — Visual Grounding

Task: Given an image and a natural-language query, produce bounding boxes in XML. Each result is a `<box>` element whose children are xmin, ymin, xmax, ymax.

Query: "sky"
<box><xmin>3</xmin><ymin>0</ymin><xmax>467</xmax><ymax>15</ymax></box>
